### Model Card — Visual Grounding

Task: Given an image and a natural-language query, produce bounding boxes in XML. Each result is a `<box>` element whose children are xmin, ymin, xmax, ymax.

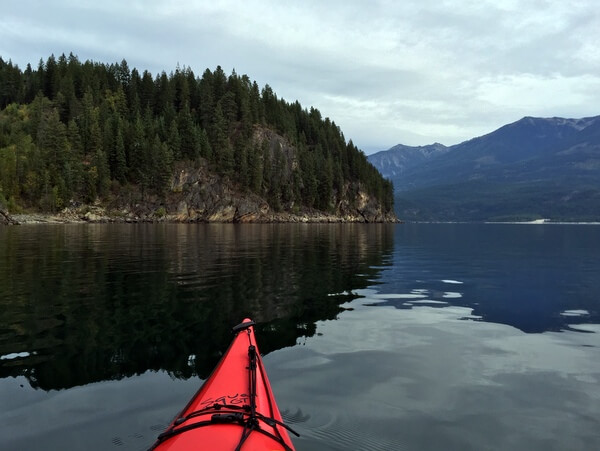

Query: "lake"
<box><xmin>1</xmin><ymin>223</ymin><xmax>599</xmax><ymax>450</ymax></box>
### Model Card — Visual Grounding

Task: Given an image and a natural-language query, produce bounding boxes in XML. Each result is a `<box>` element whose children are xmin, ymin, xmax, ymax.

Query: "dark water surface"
<box><xmin>1</xmin><ymin>223</ymin><xmax>599</xmax><ymax>450</ymax></box>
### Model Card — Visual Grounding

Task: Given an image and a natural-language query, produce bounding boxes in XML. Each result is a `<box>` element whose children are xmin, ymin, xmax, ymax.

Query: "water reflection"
<box><xmin>0</xmin><ymin>224</ymin><xmax>394</xmax><ymax>390</ymax></box>
<box><xmin>270</xmin><ymin>295</ymin><xmax>600</xmax><ymax>451</ymax></box>
<box><xmin>371</xmin><ymin>223</ymin><xmax>600</xmax><ymax>333</ymax></box>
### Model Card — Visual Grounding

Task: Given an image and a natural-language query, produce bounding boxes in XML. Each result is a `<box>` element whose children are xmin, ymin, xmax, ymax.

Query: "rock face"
<box><xmin>165</xmin><ymin>163</ymin><xmax>397</xmax><ymax>223</ymax></box>
<box><xmin>0</xmin><ymin>202</ymin><xmax>18</xmax><ymax>225</ymax></box>
<box><xmin>168</xmin><ymin>165</ymin><xmax>269</xmax><ymax>222</ymax></box>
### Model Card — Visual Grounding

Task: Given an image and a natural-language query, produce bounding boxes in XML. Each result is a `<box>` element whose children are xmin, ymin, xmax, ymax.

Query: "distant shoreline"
<box><xmin>402</xmin><ymin>220</ymin><xmax>600</xmax><ymax>225</ymax></box>
<box><xmin>485</xmin><ymin>220</ymin><xmax>600</xmax><ymax>225</ymax></box>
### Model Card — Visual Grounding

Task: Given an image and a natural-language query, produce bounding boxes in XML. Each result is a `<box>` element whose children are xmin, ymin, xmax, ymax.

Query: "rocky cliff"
<box><xmin>4</xmin><ymin>126</ymin><xmax>397</xmax><ymax>224</ymax></box>
<box><xmin>8</xmin><ymin>161</ymin><xmax>397</xmax><ymax>224</ymax></box>
<box><xmin>130</xmin><ymin>160</ymin><xmax>397</xmax><ymax>223</ymax></box>
<box><xmin>1</xmin><ymin>202</ymin><xmax>17</xmax><ymax>225</ymax></box>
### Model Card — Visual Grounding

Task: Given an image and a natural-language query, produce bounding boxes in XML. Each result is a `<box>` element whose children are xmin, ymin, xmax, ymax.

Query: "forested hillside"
<box><xmin>0</xmin><ymin>53</ymin><xmax>393</xmax><ymax>219</ymax></box>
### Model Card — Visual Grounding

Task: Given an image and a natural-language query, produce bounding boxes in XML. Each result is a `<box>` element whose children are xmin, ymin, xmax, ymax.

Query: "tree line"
<box><xmin>0</xmin><ymin>53</ymin><xmax>393</xmax><ymax>213</ymax></box>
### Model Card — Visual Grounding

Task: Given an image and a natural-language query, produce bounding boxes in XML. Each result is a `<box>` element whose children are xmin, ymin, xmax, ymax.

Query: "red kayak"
<box><xmin>150</xmin><ymin>319</ymin><xmax>297</xmax><ymax>450</ymax></box>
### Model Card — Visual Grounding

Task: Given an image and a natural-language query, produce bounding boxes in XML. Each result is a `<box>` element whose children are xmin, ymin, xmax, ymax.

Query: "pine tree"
<box><xmin>22</xmin><ymin>63</ymin><xmax>38</xmax><ymax>104</ymax></box>
<box><xmin>87</xmin><ymin>108</ymin><xmax>103</xmax><ymax>158</ymax></box>
<box><xmin>211</xmin><ymin>103</ymin><xmax>234</xmax><ymax>174</ymax></box>
<box><xmin>92</xmin><ymin>147</ymin><xmax>110</xmax><ymax>198</ymax></box>
<box><xmin>250</xmin><ymin>81</ymin><xmax>263</xmax><ymax>124</ymax></box>
<box><xmin>219</xmin><ymin>91</ymin><xmax>237</xmax><ymax>127</ymax></box>
<box><xmin>114</xmin><ymin>127</ymin><xmax>127</xmax><ymax>183</ymax></box>
<box><xmin>150</xmin><ymin>134</ymin><xmax>173</xmax><ymax>196</ymax></box>
<box><xmin>140</xmin><ymin>70</ymin><xmax>154</xmax><ymax>110</ymax></box>
<box><xmin>43</xmin><ymin>54</ymin><xmax>58</xmax><ymax>99</ymax></box>
<box><xmin>173</xmin><ymin>66</ymin><xmax>190</xmax><ymax>112</ymax></box>
<box><xmin>178</xmin><ymin>103</ymin><xmax>199</xmax><ymax>160</ymax></box>
<box><xmin>80</xmin><ymin>87</ymin><xmax>96</xmax><ymax>155</ymax></box>
<box><xmin>261</xmin><ymin>141</ymin><xmax>271</xmax><ymax>197</ymax></box>
<box><xmin>212</xmin><ymin>66</ymin><xmax>227</xmax><ymax>101</ymax></box>
<box><xmin>318</xmin><ymin>154</ymin><xmax>334</xmax><ymax>211</ymax></box>
<box><xmin>37</xmin><ymin>108</ymin><xmax>68</xmax><ymax>174</ymax></box>
<box><xmin>128</xmin><ymin>113</ymin><xmax>145</xmax><ymax>184</ymax></box>
<box><xmin>234</xmin><ymin>140</ymin><xmax>249</xmax><ymax>187</ymax></box>
<box><xmin>155</xmin><ymin>71</ymin><xmax>172</xmax><ymax>116</ymax></box>
<box><xmin>198</xmin><ymin>69</ymin><xmax>214</xmax><ymax>129</ymax></box>
<box><xmin>198</xmin><ymin>128</ymin><xmax>212</xmax><ymax>162</ymax></box>
<box><xmin>103</xmin><ymin>116</ymin><xmax>116</xmax><ymax>174</ymax></box>
<box><xmin>66</xmin><ymin>119</ymin><xmax>84</xmax><ymax>196</ymax></box>
<box><xmin>57</xmin><ymin>72</ymin><xmax>76</xmax><ymax>121</ymax></box>
<box><xmin>167</xmin><ymin>119</ymin><xmax>181</xmax><ymax>160</ymax></box>
<box><xmin>116</xmin><ymin>59</ymin><xmax>131</xmax><ymax>87</ymax></box>
<box><xmin>248</xmin><ymin>141</ymin><xmax>263</xmax><ymax>194</ymax></box>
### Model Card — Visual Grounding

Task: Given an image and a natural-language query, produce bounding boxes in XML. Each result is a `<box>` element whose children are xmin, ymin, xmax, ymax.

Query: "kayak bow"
<box><xmin>150</xmin><ymin>319</ymin><xmax>297</xmax><ymax>450</ymax></box>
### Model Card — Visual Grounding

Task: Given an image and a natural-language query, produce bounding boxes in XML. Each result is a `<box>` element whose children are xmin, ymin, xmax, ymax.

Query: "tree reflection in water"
<box><xmin>0</xmin><ymin>224</ymin><xmax>394</xmax><ymax>390</ymax></box>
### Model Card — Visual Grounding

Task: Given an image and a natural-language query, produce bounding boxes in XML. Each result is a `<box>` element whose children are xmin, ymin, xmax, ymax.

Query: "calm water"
<box><xmin>0</xmin><ymin>223</ymin><xmax>599</xmax><ymax>450</ymax></box>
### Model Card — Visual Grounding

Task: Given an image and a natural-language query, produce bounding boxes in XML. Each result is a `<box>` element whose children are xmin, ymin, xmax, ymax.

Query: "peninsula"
<box><xmin>0</xmin><ymin>54</ymin><xmax>396</xmax><ymax>224</ymax></box>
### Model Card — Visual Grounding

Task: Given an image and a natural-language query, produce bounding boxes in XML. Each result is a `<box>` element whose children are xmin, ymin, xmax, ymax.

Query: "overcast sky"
<box><xmin>1</xmin><ymin>0</ymin><xmax>599</xmax><ymax>153</ymax></box>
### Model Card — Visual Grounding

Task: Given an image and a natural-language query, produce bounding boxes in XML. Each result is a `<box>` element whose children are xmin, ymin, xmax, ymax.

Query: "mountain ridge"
<box><xmin>368</xmin><ymin>115</ymin><xmax>600</xmax><ymax>221</ymax></box>
<box><xmin>368</xmin><ymin>142</ymin><xmax>450</xmax><ymax>179</ymax></box>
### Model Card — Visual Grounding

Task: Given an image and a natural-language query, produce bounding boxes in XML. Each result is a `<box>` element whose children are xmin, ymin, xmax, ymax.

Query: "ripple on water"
<box><xmin>0</xmin><ymin>352</ymin><xmax>34</xmax><ymax>360</ymax></box>
<box><xmin>406</xmin><ymin>300</ymin><xmax>449</xmax><ymax>305</ymax></box>
<box><xmin>305</xmin><ymin>416</ymin><xmax>410</xmax><ymax>451</ymax></box>
<box><xmin>560</xmin><ymin>309</ymin><xmax>590</xmax><ymax>317</ymax></box>
<box><xmin>442</xmin><ymin>292</ymin><xmax>463</xmax><ymax>299</ymax></box>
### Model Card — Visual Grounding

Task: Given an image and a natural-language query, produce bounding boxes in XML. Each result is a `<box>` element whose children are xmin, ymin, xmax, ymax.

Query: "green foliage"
<box><xmin>0</xmin><ymin>54</ymin><xmax>393</xmax><ymax>213</ymax></box>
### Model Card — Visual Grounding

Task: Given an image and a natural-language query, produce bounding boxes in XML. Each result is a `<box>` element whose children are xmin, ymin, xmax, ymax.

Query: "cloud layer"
<box><xmin>2</xmin><ymin>0</ymin><xmax>599</xmax><ymax>152</ymax></box>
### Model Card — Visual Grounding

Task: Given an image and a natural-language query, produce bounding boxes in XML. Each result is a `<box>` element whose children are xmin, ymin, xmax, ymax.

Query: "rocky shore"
<box><xmin>5</xmin><ymin>205</ymin><xmax>399</xmax><ymax>225</ymax></box>
<box><xmin>2</xmin><ymin>165</ymin><xmax>399</xmax><ymax>225</ymax></box>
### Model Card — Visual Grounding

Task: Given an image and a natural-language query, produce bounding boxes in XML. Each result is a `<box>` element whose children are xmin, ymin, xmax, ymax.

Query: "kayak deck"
<box><xmin>150</xmin><ymin>319</ymin><xmax>297</xmax><ymax>450</ymax></box>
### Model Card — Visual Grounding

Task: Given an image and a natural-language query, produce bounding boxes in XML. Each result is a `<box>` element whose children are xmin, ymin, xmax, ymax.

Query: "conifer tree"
<box><xmin>66</xmin><ymin>119</ymin><xmax>84</xmax><ymax>195</ymax></box>
<box><xmin>128</xmin><ymin>113</ymin><xmax>145</xmax><ymax>183</ymax></box>
<box><xmin>140</xmin><ymin>70</ymin><xmax>154</xmax><ymax>110</ymax></box>
<box><xmin>198</xmin><ymin>128</ymin><xmax>212</xmax><ymax>162</ymax></box>
<box><xmin>212</xmin><ymin>66</ymin><xmax>227</xmax><ymax>101</ymax></box>
<box><xmin>178</xmin><ymin>102</ymin><xmax>199</xmax><ymax>160</ymax></box>
<box><xmin>234</xmin><ymin>140</ymin><xmax>249</xmax><ymax>187</ymax></box>
<box><xmin>248</xmin><ymin>141</ymin><xmax>263</xmax><ymax>194</ymax></box>
<box><xmin>43</xmin><ymin>54</ymin><xmax>58</xmax><ymax>99</ymax></box>
<box><xmin>211</xmin><ymin>103</ymin><xmax>234</xmax><ymax>174</ymax></box>
<box><xmin>22</xmin><ymin>63</ymin><xmax>38</xmax><ymax>104</ymax></box>
<box><xmin>149</xmin><ymin>134</ymin><xmax>173</xmax><ymax>196</ymax></box>
<box><xmin>198</xmin><ymin>69</ymin><xmax>214</xmax><ymax>129</ymax></box>
<box><xmin>173</xmin><ymin>66</ymin><xmax>190</xmax><ymax>112</ymax></box>
<box><xmin>167</xmin><ymin>119</ymin><xmax>181</xmax><ymax>160</ymax></box>
<box><xmin>114</xmin><ymin>127</ymin><xmax>127</xmax><ymax>183</ymax></box>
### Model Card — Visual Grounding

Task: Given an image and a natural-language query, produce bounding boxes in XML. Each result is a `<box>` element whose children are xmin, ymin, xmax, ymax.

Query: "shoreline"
<box><xmin>6</xmin><ymin>209</ymin><xmax>401</xmax><ymax>225</ymax></box>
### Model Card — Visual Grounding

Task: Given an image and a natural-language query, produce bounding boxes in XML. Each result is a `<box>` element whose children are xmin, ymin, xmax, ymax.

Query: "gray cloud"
<box><xmin>1</xmin><ymin>0</ymin><xmax>599</xmax><ymax>153</ymax></box>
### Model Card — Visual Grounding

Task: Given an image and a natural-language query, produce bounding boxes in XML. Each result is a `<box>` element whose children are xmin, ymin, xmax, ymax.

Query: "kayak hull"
<box><xmin>150</xmin><ymin>319</ymin><xmax>295</xmax><ymax>451</ymax></box>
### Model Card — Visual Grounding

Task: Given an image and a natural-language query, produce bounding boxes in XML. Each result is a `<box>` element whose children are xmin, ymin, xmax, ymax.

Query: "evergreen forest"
<box><xmin>0</xmin><ymin>53</ymin><xmax>393</xmax><ymax>215</ymax></box>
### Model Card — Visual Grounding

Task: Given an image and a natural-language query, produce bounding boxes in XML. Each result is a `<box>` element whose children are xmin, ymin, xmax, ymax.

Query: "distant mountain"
<box><xmin>367</xmin><ymin>143</ymin><xmax>449</xmax><ymax>179</ymax></box>
<box><xmin>369</xmin><ymin>116</ymin><xmax>600</xmax><ymax>221</ymax></box>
